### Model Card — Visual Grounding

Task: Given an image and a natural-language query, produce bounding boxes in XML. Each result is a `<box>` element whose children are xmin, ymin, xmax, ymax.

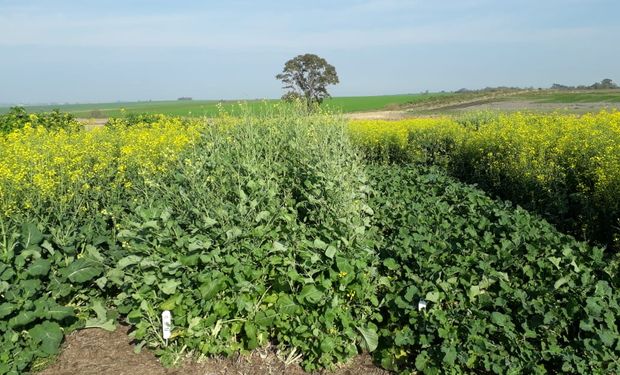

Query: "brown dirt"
<box><xmin>77</xmin><ymin>118</ymin><xmax>107</xmax><ymax>131</ymax></box>
<box><xmin>344</xmin><ymin>101</ymin><xmax>620</xmax><ymax>120</ymax></box>
<box><xmin>344</xmin><ymin>111</ymin><xmax>410</xmax><ymax>120</ymax></box>
<box><xmin>448</xmin><ymin>100</ymin><xmax>620</xmax><ymax>113</ymax></box>
<box><xmin>37</xmin><ymin>326</ymin><xmax>391</xmax><ymax>375</ymax></box>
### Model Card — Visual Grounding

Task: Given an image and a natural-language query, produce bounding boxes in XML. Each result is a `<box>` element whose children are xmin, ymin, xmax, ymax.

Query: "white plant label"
<box><xmin>418</xmin><ymin>299</ymin><xmax>427</xmax><ymax>311</ymax></box>
<box><xmin>162</xmin><ymin>310</ymin><xmax>172</xmax><ymax>340</ymax></box>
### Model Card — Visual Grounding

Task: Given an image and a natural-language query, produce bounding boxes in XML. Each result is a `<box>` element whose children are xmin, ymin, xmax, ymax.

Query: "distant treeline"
<box><xmin>454</xmin><ymin>86</ymin><xmax>526</xmax><ymax>94</ymax></box>
<box><xmin>454</xmin><ymin>79</ymin><xmax>618</xmax><ymax>94</ymax></box>
<box><xmin>551</xmin><ymin>78</ymin><xmax>618</xmax><ymax>90</ymax></box>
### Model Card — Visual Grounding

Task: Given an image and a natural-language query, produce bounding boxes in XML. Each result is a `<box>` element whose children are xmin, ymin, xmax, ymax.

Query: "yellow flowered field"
<box><xmin>0</xmin><ymin>117</ymin><xmax>201</xmax><ymax>217</ymax></box>
<box><xmin>348</xmin><ymin>117</ymin><xmax>464</xmax><ymax>163</ymax></box>
<box><xmin>349</xmin><ymin>111</ymin><xmax>620</xmax><ymax>200</ymax></box>
<box><xmin>348</xmin><ymin>111</ymin><xmax>620</xmax><ymax>247</ymax></box>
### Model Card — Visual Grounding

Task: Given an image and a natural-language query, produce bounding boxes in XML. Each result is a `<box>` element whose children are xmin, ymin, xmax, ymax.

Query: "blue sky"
<box><xmin>1</xmin><ymin>0</ymin><xmax>619</xmax><ymax>104</ymax></box>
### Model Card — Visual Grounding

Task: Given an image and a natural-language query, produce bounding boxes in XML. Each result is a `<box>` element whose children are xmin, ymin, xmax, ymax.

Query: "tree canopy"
<box><xmin>276</xmin><ymin>54</ymin><xmax>339</xmax><ymax>108</ymax></box>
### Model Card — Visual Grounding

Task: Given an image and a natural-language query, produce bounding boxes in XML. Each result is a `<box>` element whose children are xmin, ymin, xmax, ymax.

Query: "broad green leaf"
<box><xmin>84</xmin><ymin>318</ymin><xmax>117</xmax><ymax>332</ymax></box>
<box><xmin>84</xmin><ymin>300</ymin><xmax>116</xmax><ymax>331</ymax></box>
<box><xmin>95</xmin><ymin>276</ymin><xmax>107</xmax><ymax>289</ymax></box>
<box><xmin>0</xmin><ymin>280</ymin><xmax>9</xmax><ymax>294</ymax></box>
<box><xmin>29</xmin><ymin>321</ymin><xmax>63</xmax><ymax>355</ymax></box>
<box><xmin>272</xmin><ymin>241</ymin><xmax>287</xmax><ymax>252</ymax></box>
<box><xmin>336</xmin><ymin>257</ymin><xmax>353</xmax><ymax>274</ymax></box>
<box><xmin>203</xmin><ymin>217</ymin><xmax>217</xmax><ymax>227</ymax></box>
<box><xmin>143</xmin><ymin>274</ymin><xmax>157</xmax><ymax>285</ymax></box>
<box><xmin>85</xmin><ymin>245</ymin><xmax>105</xmax><ymax>262</ymax></box>
<box><xmin>586</xmin><ymin>297</ymin><xmax>603</xmax><ymax>317</ymax></box>
<box><xmin>26</xmin><ymin>259</ymin><xmax>51</xmax><ymax>277</ymax></box>
<box><xmin>116</xmin><ymin>255</ymin><xmax>142</xmax><ymax>270</ymax></box>
<box><xmin>199</xmin><ymin>278</ymin><xmax>225</xmax><ymax>300</ymax></box>
<box><xmin>160</xmin><ymin>295</ymin><xmax>179</xmax><ymax>311</ymax></box>
<box><xmin>92</xmin><ymin>300</ymin><xmax>107</xmax><ymax>321</ymax></box>
<box><xmin>255</xmin><ymin>210</ymin><xmax>271</xmax><ymax>222</ymax></box>
<box><xmin>106</xmin><ymin>268</ymin><xmax>125</xmax><ymax>285</ymax></box>
<box><xmin>188</xmin><ymin>239</ymin><xmax>210</xmax><ymax>251</ymax></box>
<box><xmin>325</xmin><ymin>246</ymin><xmax>337</xmax><ymax>259</ymax></box>
<box><xmin>41</xmin><ymin>240</ymin><xmax>55</xmax><ymax>255</ymax></box>
<box><xmin>0</xmin><ymin>302</ymin><xmax>15</xmax><ymax>319</ymax></box>
<box><xmin>299</xmin><ymin>285</ymin><xmax>324</xmax><ymax>305</ymax></box>
<box><xmin>127</xmin><ymin>309</ymin><xmax>142</xmax><ymax>323</ymax></box>
<box><xmin>180</xmin><ymin>254</ymin><xmax>199</xmax><ymax>266</ymax></box>
<box><xmin>255</xmin><ymin>309</ymin><xmax>276</xmax><ymax>327</ymax></box>
<box><xmin>491</xmin><ymin>312</ymin><xmax>509</xmax><ymax>326</ymax></box>
<box><xmin>20</xmin><ymin>278</ymin><xmax>42</xmax><ymax>298</ymax></box>
<box><xmin>21</xmin><ymin>223</ymin><xmax>43</xmax><ymax>246</ymax></box>
<box><xmin>9</xmin><ymin>310</ymin><xmax>38</xmax><ymax>328</ymax></box>
<box><xmin>47</xmin><ymin>304</ymin><xmax>74</xmax><ymax>321</ymax></box>
<box><xmin>160</xmin><ymin>279</ymin><xmax>181</xmax><ymax>295</ymax></box>
<box><xmin>579</xmin><ymin>319</ymin><xmax>593</xmax><ymax>332</ymax></box>
<box><xmin>599</xmin><ymin>330</ymin><xmax>616</xmax><ymax>347</ymax></box>
<box><xmin>226</xmin><ymin>227</ymin><xmax>242</xmax><ymax>240</ymax></box>
<box><xmin>415</xmin><ymin>351</ymin><xmax>430</xmax><ymax>371</ymax></box>
<box><xmin>425</xmin><ymin>291</ymin><xmax>440</xmax><ymax>303</ymax></box>
<box><xmin>244</xmin><ymin>322</ymin><xmax>259</xmax><ymax>350</ymax></box>
<box><xmin>313</xmin><ymin>238</ymin><xmax>327</xmax><ymax>249</ymax></box>
<box><xmin>554</xmin><ymin>277</ymin><xmax>569</xmax><ymax>290</ymax></box>
<box><xmin>442</xmin><ymin>345</ymin><xmax>457</xmax><ymax>365</ymax></box>
<box><xmin>383</xmin><ymin>258</ymin><xmax>399</xmax><ymax>271</ymax></box>
<box><xmin>276</xmin><ymin>294</ymin><xmax>299</xmax><ymax>315</ymax></box>
<box><xmin>63</xmin><ymin>259</ymin><xmax>103</xmax><ymax>283</ymax></box>
<box><xmin>356</xmin><ymin>325</ymin><xmax>379</xmax><ymax>352</ymax></box>
<box><xmin>468</xmin><ymin>285</ymin><xmax>483</xmax><ymax>301</ymax></box>
<box><xmin>320</xmin><ymin>337</ymin><xmax>335</xmax><ymax>353</ymax></box>
<box><xmin>117</xmin><ymin>229</ymin><xmax>136</xmax><ymax>238</ymax></box>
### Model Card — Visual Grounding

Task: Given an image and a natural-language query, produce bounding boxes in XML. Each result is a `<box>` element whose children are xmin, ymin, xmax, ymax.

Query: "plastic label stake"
<box><xmin>418</xmin><ymin>299</ymin><xmax>427</xmax><ymax>311</ymax></box>
<box><xmin>162</xmin><ymin>310</ymin><xmax>172</xmax><ymax>345</ymax></box>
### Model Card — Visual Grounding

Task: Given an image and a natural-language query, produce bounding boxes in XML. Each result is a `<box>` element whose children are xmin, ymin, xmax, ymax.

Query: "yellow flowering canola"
<box><xmin>349</xmin><ymin>111</ymin><xmax>620</xmax><ymax>199</ymax></box>
<box><xmin>349</xmin><ymin>111</ymin><xmax>620</xmax><ymax>245</ymax></box>
<box><xmin>0</xmin><ymin>117</ymin><xmax>201</xmax><ymax>217</ymax></box>
<box><xmin>348</xmin><ymin>117</ymin><xmax>464</xmax><ymax>162</ymax></box>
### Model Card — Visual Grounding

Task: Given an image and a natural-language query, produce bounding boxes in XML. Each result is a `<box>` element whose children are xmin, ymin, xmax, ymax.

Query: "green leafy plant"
<box><xmin>0</xmin><ymin>107</ymin><xmax>80</xmax><ymax>135</ymax></box>
<box><xmin>1</xmin><ymin>106</ymin><xmax>619</xmax><ymax>375</ymax></box>
<box><xmin>367</xmin><ymin>164</ymin><xmax>620</xmax><ymax>374</ymax></box>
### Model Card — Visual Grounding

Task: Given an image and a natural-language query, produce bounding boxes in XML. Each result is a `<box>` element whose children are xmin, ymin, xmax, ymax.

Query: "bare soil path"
<box><xmin>344</xmin><ymin>111</ymin><xmax>410</xmax><ymax>120</ymax></box>
<box><xmin>38</xmin><ymin>326</ymin><xmax>390</xmax><ymax>375</ymax></box>
<box><xmin>344</xmin><ymin>101</ymin><xmax>620</xmax><ymax>120</ymax></box>
<box><xmin>446</xmin><ymin>100</ymin><xmax>620</xmax><ymax>113</ymax></box>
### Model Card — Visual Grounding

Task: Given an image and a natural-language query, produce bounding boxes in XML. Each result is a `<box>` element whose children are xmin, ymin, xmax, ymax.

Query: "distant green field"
<box><xmin>0</xmin><ymin>100</ymin><xmax>261</xmax><ymax>118</ymax></box>
<box><xmin>325</xmin><ymin>93</ymin><xmax>453</xmax><ymax>112</ymax></box>
<box><xmin>3</xmin><ymin>90</ymin><xmax>618</xmax><ymax>118</ymax></box>
<box><xmin>0</xmin><ymin>94</ymin><xmax>449</xmax><ymax>118</ymax></box>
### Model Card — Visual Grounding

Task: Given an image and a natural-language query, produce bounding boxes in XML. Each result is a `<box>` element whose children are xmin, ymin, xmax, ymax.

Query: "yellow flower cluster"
<box><xmin>463</xmin><ymin>111</ymin><xmax>620</xmax><ymax>200</ymax></box>
<box><xmin>349</xmin><ymin>112</ymin><xmax>620</xmax><ymax>200</ymax></box>
<box><xmin>348</xmin><ymin>117</ymin><xmax>463</xmax><ymax>163</ymax></box>
<box><xmin>0</xmin><ymin>118</ymin><xmax>201</xmax><ymax>216</ymax></box>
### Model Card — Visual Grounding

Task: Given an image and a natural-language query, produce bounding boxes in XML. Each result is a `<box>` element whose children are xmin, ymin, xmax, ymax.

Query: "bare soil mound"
<box><xmin>38</xmin><ymin>326</ymin><xmax>390</xmax><ymax>375</ymax></box>
<box><xmin>449</xmin><ymin>100</ymin><xmax>620</xmax><ymax>113</ymax></box>
<box><xmin>344</xmin><ymin>111</ymin><xmax>409</xmax><ymax>120</ymax></box>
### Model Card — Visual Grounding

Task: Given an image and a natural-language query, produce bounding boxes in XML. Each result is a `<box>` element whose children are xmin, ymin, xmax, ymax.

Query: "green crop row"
<box><xmin>367</xmin><ymin>165</ymin><xmax>619</xmax><ymax>374</ymax></box>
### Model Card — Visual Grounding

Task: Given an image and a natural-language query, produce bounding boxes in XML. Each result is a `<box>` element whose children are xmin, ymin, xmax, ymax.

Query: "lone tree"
<box><xmin>276</xmin><ymin>54</ymin><xmax>339</xmax><ymax>108</ymax></box>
